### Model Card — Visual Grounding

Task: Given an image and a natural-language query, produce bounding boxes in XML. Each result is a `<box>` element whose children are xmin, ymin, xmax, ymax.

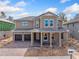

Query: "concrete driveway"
<box><xmin>3</xmin><ymin>41</ymin><xmax>31</xmax><ymax>48</ymax></box>
<box><xmin>0</xmin><ymin>48</ymin><xmax>27</xmax><ymax>56</ymax></box>
<box><xmin>0</xmin><ymin>41</ymin><xmax>30</xmax><ymax>56</ymax></box>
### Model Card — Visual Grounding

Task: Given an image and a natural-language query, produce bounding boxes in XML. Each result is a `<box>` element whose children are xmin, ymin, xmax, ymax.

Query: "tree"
<box><xmin>0</xmin><ymin>11</ymin><xmax>6</xmax><ymax>18</ymax></box>
<box><xmin>58</xmin><ymin>13</ymin><xmax>68</xmax><ymax>23</ymax></box>
<box><xmin>8</xmin><ymin>16</ymin><xmax>13</xmax><ymax>21</ymax></box>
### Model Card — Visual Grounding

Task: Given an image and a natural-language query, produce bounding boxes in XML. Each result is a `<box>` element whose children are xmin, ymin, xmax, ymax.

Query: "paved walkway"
<box><xmin>0</xmin><ymin>56</ymin><xmax>70</xmax><ymax>59</ymax></box>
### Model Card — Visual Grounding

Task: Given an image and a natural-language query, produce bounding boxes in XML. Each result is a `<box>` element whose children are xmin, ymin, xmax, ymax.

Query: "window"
<box><xmin>44</xmin><ymin>19</ymin><xmax>54</xmax><ymax>27</ymax></box>
<box><xmin>36</xmin><ymin>21</ymin><xmax>39</xmax><ymax>27</ymax></box>
<box><xmin>50</xmin><ymin>20</ymin><xmax>53</xmax><ymax>26</ymax></box>
<box><xmin>21</xmin><ymin>22</ymin><xmax>28</xmax><ymax>26</ymax></box>
<box><xmin>44</xmin><ymin>19</ymin><xmax>48</xmax><ymax>26</ymax></box>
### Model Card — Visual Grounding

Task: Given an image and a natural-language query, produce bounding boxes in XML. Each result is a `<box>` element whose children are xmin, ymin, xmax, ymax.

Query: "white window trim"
<box><xmin>49</xmin><ymin>19</ymin><xmax>54</xmax><ymax>28</ymax></box>
<box><xmin>35</xmin><ymin>20</ymin><xmax>39</xmax><ymax>28</ymax></box>
<box><xmin>21</xmin><ymin>22</ymin><xmax>28</xmax><ymax>27</ymax></box>
<box><xmin>44</xmin><ymin>19</ymin><xmax>49</xmax><ymax>28</ymax></box>
<box><xmin>44</xmin><ymin>19</ymin><xmax>54</xmax><ymax>28</ymax></box>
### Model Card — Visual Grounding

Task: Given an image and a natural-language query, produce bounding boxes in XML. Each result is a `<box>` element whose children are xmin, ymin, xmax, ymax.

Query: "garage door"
<box><xmin>15</xmin><ymin>34</ymin><xmax>22</xmax><ymax>41</ymax></box>
<box><xmin>24</xmin><ymin>34</ymin><xmax>31</xmax><ymax>41</ymax></box>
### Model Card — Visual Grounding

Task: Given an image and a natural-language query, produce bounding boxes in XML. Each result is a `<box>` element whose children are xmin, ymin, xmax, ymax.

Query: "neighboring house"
<box><xmin>64</xmin><ymin>14</ymin><xmax>79</xmax><ymax>40</ymax></box>
<box><xmin>13</xmin><ymin>12</ymin><xmax>69</xmax><ymax>47</ymax></box>
<box><xmin>0</xmin><ymin>12</ymin><xmax>15</xmax><ymax>39</ymax></box>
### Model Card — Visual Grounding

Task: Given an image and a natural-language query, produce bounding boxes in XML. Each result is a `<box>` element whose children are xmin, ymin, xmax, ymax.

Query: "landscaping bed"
<box><xmin>24</xmin><ymin>47</ymin><xmax>67</xmax><ymax>56</ymax></box>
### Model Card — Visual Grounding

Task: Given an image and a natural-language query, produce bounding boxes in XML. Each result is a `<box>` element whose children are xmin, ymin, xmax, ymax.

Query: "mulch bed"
<box><xmin>24</xmin><ymin>47</ymin><xmax>67</xmax><ymax>56</ymax></box>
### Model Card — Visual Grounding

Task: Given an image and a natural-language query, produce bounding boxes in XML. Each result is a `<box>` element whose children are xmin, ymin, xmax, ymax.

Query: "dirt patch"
<box><xmin>0</xmin><ymin>37</ymin><xmax>13</xmax><ymax>48</ymax></box>
<box><xmin>24</xmin><ymin>47</ymin><xmax>67</xmax><ymax>56</ymax></box>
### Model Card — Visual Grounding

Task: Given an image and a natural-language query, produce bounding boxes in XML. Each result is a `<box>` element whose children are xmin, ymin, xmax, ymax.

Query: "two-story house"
<box><xmin>64</xmin><ymin>14</ymin><xmax>79</xmax><ymax>40</ymax></box>
<box><xmin>13</xmin><ymin>12</ymin><xmax>69</xmax><ymax>47</ymax></box>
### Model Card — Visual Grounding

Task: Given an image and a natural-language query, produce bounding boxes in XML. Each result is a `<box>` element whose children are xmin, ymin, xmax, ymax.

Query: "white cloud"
<box><xmin>0</xmin><ymin>5</ymin><xmax>23</xmax><ymax>13</ymax></box>
<box><xmin>0</xmin><ymin>0</ymin><xmax>10</xmax><ymax>5</ymax></box>
<box><xmin>18</xmin><ymin>13</ymin><xmax>29</xmax><ymax>17</ymax></box>
<box><xmin>45</xmin><ymin>8</ymin><xmax>58</xmax><ymax>13</ymax></box>
<box><xmin>63</xmin><ymin>3</ymin><xmax>79</xmax><ymax>14</ymax></box>
<box><xmin>15</xmin><ymin>1</ymin><xmax>27</xmax><ymax>7</ymax></box>
<box><xmin>60</xmin><ymin>0</ymin><xmax>70</xmax><ymax>3</ymax></box>
<box><xmin>0</xmin><ymin>0</ymin><xmax>23</xmax><ymax>13</ymax></box>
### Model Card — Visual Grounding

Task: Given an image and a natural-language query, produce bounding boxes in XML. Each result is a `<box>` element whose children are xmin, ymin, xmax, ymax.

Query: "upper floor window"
<box><xmin>36</xmin><ymin>20</ymin><xmax>39</xmax><ymax>27</ymax></box>
<box><xmin>44</xmin><ymin>19</ymin><xmax>49</xmax><ymax>26</ymax></box>
<box><xmin>44</xmin><ymin>19</ymin><xmax>54</xmax><ymax>27</ymax></box>
<box><xmin>50</xmin><ymin>20</ymin><xmax>53</xmax><ymax>26</ymax></box>
<box><xmin>21</xmin><ymin>22</ymin><xmax>28</xmax><ymax>27</ymax></box>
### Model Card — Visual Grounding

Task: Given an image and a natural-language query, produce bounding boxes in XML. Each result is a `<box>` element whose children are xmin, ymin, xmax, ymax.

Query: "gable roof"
<box><xmin>14</xmin><ymin>12</ymin><xmax>58</xmax><ymax>21</ymax></box>
<box><xmin>38</xmin><ymin>11</ymin><xmax>58</xmax><ymax>17</ymax></box>
<box><xmin>14</xmin><ymin>16</ymin><xmax>36</xmax><ymax>21</ymax></box>
<box><xmin>0</xmin><ymin>18</ymin><xmax>14</xmax><ymax>24</ymax></box>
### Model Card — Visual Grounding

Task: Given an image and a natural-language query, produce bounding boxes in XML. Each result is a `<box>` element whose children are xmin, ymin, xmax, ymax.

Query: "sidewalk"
<box><xmin>0</xmin><ymin>56</ymin><xmax>70</xmax><ymax>59</ymax></box>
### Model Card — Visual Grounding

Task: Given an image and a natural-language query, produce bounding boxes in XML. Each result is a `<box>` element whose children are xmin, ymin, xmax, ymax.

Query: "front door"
<box><xmin>43</xmin><ymin>33</ymin><xmax>48</xmax><ymax>42</ymax></box>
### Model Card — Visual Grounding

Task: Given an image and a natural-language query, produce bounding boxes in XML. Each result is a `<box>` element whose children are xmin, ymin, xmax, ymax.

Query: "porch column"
<box><xmin>31</xmin><ymin>32</ymin><xmax>34</xmax><ymax>46</ymax></box>
<box><xmin>41</xmin><ymin>32</ymin><xmax>43</xmax><ymax>47</ymax></box>
<box><xmin>22</xmin><ymin>34</ymin><xmax>24</xmax><ymax>41</ymax></box>
<box><xmin>50</xmin><ymin>32</ymin><xmax>52</xmax><ymax>47</ymax></box>
<box><xmin>12</xmin><ymin>32</ymin><xmax>15</xmax><ymax>41</ymax></box>
<box><xmin>59</xmin><ymin>32</ymin><xmax>62</xmax><ymax>47</ymax></box>
<box><xmin>66</xmin><ymin>32</ymin><xmax>69</xmax><ymax>40</ymax></box>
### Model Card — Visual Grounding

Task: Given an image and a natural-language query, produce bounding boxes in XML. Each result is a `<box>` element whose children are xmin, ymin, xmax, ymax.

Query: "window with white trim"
<box><xmin>44</xmin><ymin>19</ymin><xmax>54</xmax><ymax>27</ymax></box>
<box><xmin>44</xmin><ymin>19</ymin><xmax>49</xmax><ymax>27</ymax></box>
<box><xmin>35</xmin><ymin>20</ymin><xmax>39</xmax><ymax>27</ymax></box>
<box><xmin>50</xmin><ymin>19</ymin><xmax>53</xmax><ymax>26</ymax></box>
<box><xmin>21</xmin><ymin>22</ymin><xmax>28</xmax><ymax>27</ymax></box>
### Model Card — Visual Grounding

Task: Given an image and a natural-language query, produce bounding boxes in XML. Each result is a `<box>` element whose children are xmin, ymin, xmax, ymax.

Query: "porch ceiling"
<box><xmin>13</xmin><ymin>28</ymin><xmax>68</xmax><ymax>33</ymax></box>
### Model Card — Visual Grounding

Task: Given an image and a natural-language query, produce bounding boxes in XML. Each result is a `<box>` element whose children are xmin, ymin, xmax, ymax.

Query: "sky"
<box><xmin>0</xmin><ymin>0</ymin><xmax>79</xmax><ymax>20</ymax></box>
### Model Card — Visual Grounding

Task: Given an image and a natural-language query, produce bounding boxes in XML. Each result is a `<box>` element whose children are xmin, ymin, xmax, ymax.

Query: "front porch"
<box><xmin>31</xmin><ymin>32</ymin><xmax>69</xmax><ymax>47</ymax></box>
<box><xmin>13</xmin><ymin>29</ymin><xmax>69</xmax><ymax>47</ymax></box>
